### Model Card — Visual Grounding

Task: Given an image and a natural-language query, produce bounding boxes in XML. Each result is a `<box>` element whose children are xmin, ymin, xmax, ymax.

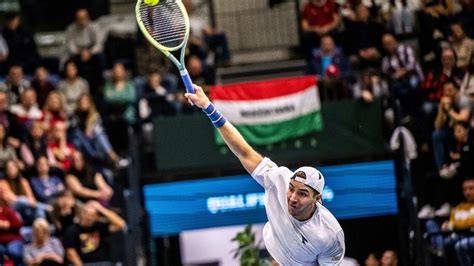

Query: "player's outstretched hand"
<box><xmin>184</xmin><ymin>84</ymin><xmax>211</xmax><ymax>109</ymax></box>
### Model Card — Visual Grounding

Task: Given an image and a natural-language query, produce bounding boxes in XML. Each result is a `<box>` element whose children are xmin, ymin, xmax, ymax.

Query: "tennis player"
<box><xmin>185</xmin><ymin>85</ymin><xmax>345</xmax><ymax>265</ymax></box>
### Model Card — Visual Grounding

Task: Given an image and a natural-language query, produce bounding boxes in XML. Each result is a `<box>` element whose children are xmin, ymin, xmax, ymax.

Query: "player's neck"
<box><xmin>295</xmin><ymin>204</ymin><xmax>317</xmax><ymax>221</ymax></box>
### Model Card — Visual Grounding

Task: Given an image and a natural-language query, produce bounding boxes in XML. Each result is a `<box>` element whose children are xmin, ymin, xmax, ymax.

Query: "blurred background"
<box><xmin>0</xmin><ymin>0</ymin><xmax>473</xmax><ymax>265</ymax></box>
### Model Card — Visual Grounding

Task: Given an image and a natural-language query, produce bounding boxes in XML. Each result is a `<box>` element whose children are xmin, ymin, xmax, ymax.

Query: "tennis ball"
<box><xmin>144</xmin><ymin>0</ymin><xmax>159</xmax><ymax>6</ymax></box>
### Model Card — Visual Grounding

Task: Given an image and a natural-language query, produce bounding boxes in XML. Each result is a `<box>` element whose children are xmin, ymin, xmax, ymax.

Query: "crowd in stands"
<box><xmin>0</xmin><ymin>7</ymin><xmax>137</xmax><ymax>266</ymax></box>
<box><xmin>301</xmin><ymin>0</ymin><xmax>474</xmax><ymax>264</ymax></box>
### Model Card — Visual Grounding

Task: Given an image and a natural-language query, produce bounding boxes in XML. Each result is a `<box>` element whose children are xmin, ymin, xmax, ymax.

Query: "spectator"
<box><xmin>65</xmin><ymin>151</ymin><xmax>113</xmax><ymax>206</ymax></box>
<box><xmin>186</xmin><ymin>55</ymin><xmax>216</xmax><ymax>86</ymax></box>
<box><xmin>50</xmin><ymin>190</ymin><xmax>78</xmax><ymax>239</ymax></box>
<box><xmin>0</xmin><ymin>160</ymin><xmax>48</xmax><ymax>225</ymax></box>
<box><xmin>23</xmin><ymin>218</ymin><xmax>64</xmax><ymax>266</ymax></box>
<box><xmin>308</xmin><ymin>35</ymin><xmax>350</xmax><ymax>100</ymax></box>
<box><xmin>70</xmin><ymin>94</ymin><xmax>127</xmax><ymax>168</ymax></box>
<box><xmin>29</xmin><ymin>157</ymin><xmax>65</xmax><ymax>204</ymax></box>
<box><xmin>380</xmin><ymin>250</ymin><xmax>398</xmax><ymax>266</ymax></box>
<box><xmin>31</xmin><ymin>66</ymin><xmax>56</xmax><ymax>108</ymax></box>
<box><xmin>57</xmin><ymin>61</ymin><xmax>90</xmax><ymax>115</ymax></box>
<box><xmin>0</xmin><ymin>34</ymin><xmax>8</xmax><ymax>75</ymax></box>
<box><xmin>0</xmin><ymin>196</ymin><xmax>23</xmax><ymax>265</ymax></box>
<box><xmin>453</xmin><ymin>179</ymin><xmax>474</xmax><ymax>266</ymax></box>
<box><xmin>62</xmin><ymin>200</ymin><xmax>126</xmax><ymax>265</ymax></box>
<box><xmin>138</xmin><ymin>71</ymin><xmax>177</xmax><ymax>122</ymax></box>
<box><xmin>42</xmin><ymin>91</ymin><xmax>67</xmax><ymax>131</ymax></box>
<box><xmin>0</xmin><ymin>65</ymin><xmax>31</xmax><ymax>105</ymax></box>
<box><xmin>454</xmin><ymin>0</ymin><xmax>474</xmax><ymax>38</ymax></box>
<box><xmin>0</xmin><ymin>124</ymin><xmax>23</xmax><ymax>171</ymax></box>
<box><xmin>381</xmin><ymin>33</ymin><xmax>424</xmax><ymax>117</ymax></box>
<box><xmin>68</xmin><ymin>9</ymin><xmax>104</xmax><ymax>104</ymax></box>
<box><xmin>344</xmin><ymin>4</ymin><xmax>384</xmax><ymax>70</ymax></box>
<box><xmin>424</xmin><ymin>177</ymin><xmax>474</xmax><ymax>260</ymax></box>
<box><xmin>47</xmin><ymin>121</ymin><xmax>74</xmax><ymax>171</ymax></box>
<box><xmin>422</xmin><ymin>48</ymin><xmax>465</xmax><ymax>119</ymax></box>
<box><xmin>439</xmin><ymin>122</ymin><xmax>474</xmax><ymax>179</ymax></box>
<box><xmin>0</xmin><ymin>91</ymin><xmax>23</xmax><ymax>142</ymax></box>
<box><xmin>10</xmin><ymin>89</ymin><xmax>43</xmax><ymax>128</ymax></box>
<box><xmin>380</xmin><ymin>0</ymin><xmax>419</xmax><ymax>36</ymax></box>
<box><xmin>449</xmin><ymin>23</ymin><xmax>474</xmax><ymax>69</ymax></box>
<box><xmin>460</xmin><ymin>54</ymin><xmax>474</xmax><ymax>106</ymax></box>
<box><xmin>104</xmin><ymin>63</ymin><xmax>137</xmax><ymax>125</ymax></box>
<box><xmin>20</xmin><ymin>121</ymin><xmax>48</xmax><ymax>168</ymax></box>
<box><xmin>1</xmin><ymin>12</ymin><xmax>39</xmax><ymax>74</ymax></box>
<box><xmin>301</xmin><ymin>0</ymin><xmax>341</xmax><ymax>59</ymax></box>
<box><xmin>365</xmin><ymin>252</ymin><xmax>380</xmax><ymax>266</ymax></box>
<box><xmin>417</xmin><ymin>0</ymin><xmax>455</xmax><ymax>67</ymax></box>
<box><xmin>65</xmin><ymin>9</ymin><xmax>103</xmax><ymax>68</ymax></box>
<box><xmin>433</xmin><ymin>81</ymin><xmax>471</xmax><ymax>172</ymax></box>
<box><xmin>182</xmin><ymin>0</ymin><xmax>232</xmax><ymax>67</ymax></box>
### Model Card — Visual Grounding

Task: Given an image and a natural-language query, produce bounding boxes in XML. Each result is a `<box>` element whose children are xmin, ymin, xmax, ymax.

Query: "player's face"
<box><xmin>287</xmin><ymin>180</ymin><xmax>318</xmax><ymax>220</ymax></box>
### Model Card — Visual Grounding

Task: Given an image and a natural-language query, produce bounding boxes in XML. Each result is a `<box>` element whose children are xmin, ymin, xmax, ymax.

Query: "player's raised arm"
<box><xmin>185</xmin><ymin>85</ymin><xmax>263</xmax><ymax>174</ymax></box>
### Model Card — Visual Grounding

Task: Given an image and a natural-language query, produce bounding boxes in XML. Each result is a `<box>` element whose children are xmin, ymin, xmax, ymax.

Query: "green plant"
<box><xmin>231</xmin><ymin>224</ymin><xmax>271</xmax><ymax>266</ymax></box>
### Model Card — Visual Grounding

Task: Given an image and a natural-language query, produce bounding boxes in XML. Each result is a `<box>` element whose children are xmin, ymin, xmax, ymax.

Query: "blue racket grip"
<box><xmin>180</xmin><ymin>69</ymin><xmax>195</xmax><ymax>94</ymax></box>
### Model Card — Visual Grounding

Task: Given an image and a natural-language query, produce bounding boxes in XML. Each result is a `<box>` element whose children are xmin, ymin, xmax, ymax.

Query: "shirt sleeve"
<box><xmin>51</xmin><ymin>237</ymin><xmax>65</xmax><ymax>258</ymax></box>
<box><xmin>317</xmin><ymin>230</ymin><xmax>345</xmax><ymax>265</ymax></box>
<box><xmin>250</xmin><ymin>157</ymin><xmax>278</xmax><ymax>188</ymax></box>
<box><xmin>23</xmin><ymin>244</ymin><xmax>34</xmax><ymax>263</ymax></box>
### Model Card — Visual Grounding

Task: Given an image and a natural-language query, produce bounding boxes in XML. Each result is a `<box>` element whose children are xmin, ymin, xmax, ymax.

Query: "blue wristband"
<box><xmin>203</xmin><ymin>103</ymin><xmax>227</xmax><ymax>128</ymax></box>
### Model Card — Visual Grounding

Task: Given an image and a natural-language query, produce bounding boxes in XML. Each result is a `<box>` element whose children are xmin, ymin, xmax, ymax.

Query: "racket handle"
<box><xmin>180</xmin><ymin>69</ymin><xmax>195</xmax><ymax>94</ymax></box>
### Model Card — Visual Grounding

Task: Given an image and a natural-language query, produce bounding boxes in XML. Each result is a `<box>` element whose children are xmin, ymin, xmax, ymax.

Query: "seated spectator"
<box><xmin>380</xmin><ymin>0</ymin><xmax>418</xmax><ymax>36</ymax></box>
<box><xmin>417</xmin><ymin>0</ymin><xmax>455</xmax><ymax>67</ymax></box>
<box><xmin>1</xmin><ymin>12</ymin><xmax>39</xmax><ymax>74</ymax></box>
<box><xmin>308</xmin><ymin>35</ymin><xmax>350</xmax><ymax>100</ymax></box>
<box><xmin>301</xmin><ymin>0</ymin><xmax>341</xmax><ymax>60</ymax></box>
<box><xmin>454</xmin><ymin>0</ymin><xmax>474</xmax><ymax>38</ymax></box>
<box><xmin>104</xmin><ymin>63</ymin><xmax>137</xmax><ymax>125</ymax></box>
<box><xmin>0</xmin><ymin>34</ymin><xmax>8</xmax><ymax>75</ymax></box>
<box><xmin>30</xmin><ymin>157</ymin><xmax>65</xmax><ymax>204</ymax></box>
<box><xmin>449</xmin><ymin>23</ymin><xmax>474</xmax><ymax>70</ymax></box>
<box><xmin>47</xmin><ymin>121</ymin><xmax>74</xmax><ymax>171</ymax></box>
<box><xmin>454</xmin><ymin>178</ymin><xmax>474</xmax><ymax>266</ymax></box>
<box><xmin>50</xmin><ymin>190</ymin><xmax>79</xmax><ymax>239</ymax></box>
<box><xmin>186</xmin><ymin>55</ymin><xmax>216</xmax><ymax>86</ymax></box>
<box><xmin>380</xmin><ymin>250</ymin><xmax>398</xmax><ymax>266</ymax></box>
<box><xmin>31</xmin><ymin>66</ymin><xmax>56</xmax><ymax>108</ymax></box>
<box><xmin>433</xmin><ymin>81</ymin><xmax>471</xmax><ymax>173</ymax></box>
<box><xmin>381</xmin><ymin>33</ymin><xmax>424</xmax><ymax>117</ymax></box>
<box><xmin>68</xmin><ymin>9</ymin><xmax>104</xmax><ymax>104</ymax></box>
<box><xmin>23</xmin><ymin>218</ymin><xmax>64</xmax><ymax>266</ymax></box>
<box><xmin>57</xmin><ymin>61</ymin><xmax>90</xmax><ymax>115</ymax></box>
<box><xmin>460</xmin><ymin>53</ymin><xmax>474</xmax><ymax>108</ymax></box>
<box><xmin>0</xmin><ymin>160</ymin><xmax>48</xmax><ymax>225</ymax></box>
<box><xmin>20</xmin><ymin>121</ymin><xmax>48</xmax><ymax>168</ymax></box>
<box><xmin>365</xmin><ymin>252</ymin><xmax>381</xmax><ymax>266</ymax></box>
<box><xmin>70</xmin><ymin>94</ymin><xmax>127</xmax><ymax>167</ymax></box>
<box><xmin>439</xmin><ymin>122</ymin><xmax>474</xmax><ymax>179</ymax></box>
<box><xmin>425</xmin><ymin>177</ymin><xmax>474</xmax><ymax>259</ymax></box>
<box><xmin>343</xmin><ymin>4</ymin><xmax>384</xmax><ymax>70</ymax></box>
<box><xmin>0</xmin><ymin>197</ymin><xmax>23</xmax><ymax>265</ymax></box>
<box><xmin>138</xmin><ymin>70</ymin><xmax>177</xmax><ymax>122</ymax></box>
<box><xmin>66</xmin><ymin>151</ymin><xmax>113</xmax><ymax>206</ymax></box>
<box><xmin>42</xmin><ymin>91</ymin><xmax>67</xmax><ymax>131</ymax></box>
<box><xmin>0</xmin><ymin>65</ymin><xmax>31</xmax><ymax>104</ymax></box>
<box><xmin>10</xmin><ymin>88</ymin><xmax>43</xmax><ymax>128</ymax></box>
<box><xmin>0</xmin><ymin>124</ymin><xmax>23</xmax><ymax>171</ymax></box>
<box><xmin>62</xmin><ymin>200</ymin><xmax>126</xmax><ymax>265</ymax></box>
<box><xmin>0</xmin><ymin>91</ymin><xmax>23</xmax><ymax>143</ymax></box>
<box><xmin>182</xmin><ymin>0</ymin><xmax>232</xmax><ymax>67</ymax></box>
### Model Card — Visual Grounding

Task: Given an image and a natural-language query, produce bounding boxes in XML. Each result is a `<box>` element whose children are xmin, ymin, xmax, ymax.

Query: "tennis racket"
<box><xmin>135</xmin><ymin>0</ymin><xmax>195</xmax><ymax>94</ymax></box>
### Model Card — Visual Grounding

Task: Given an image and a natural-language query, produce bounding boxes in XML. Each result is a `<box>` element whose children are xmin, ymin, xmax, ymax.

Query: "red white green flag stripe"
<box><xmin>210</xmin><ymin>76</ymin><xmax>323</xmax><ymax>145</ymax></box>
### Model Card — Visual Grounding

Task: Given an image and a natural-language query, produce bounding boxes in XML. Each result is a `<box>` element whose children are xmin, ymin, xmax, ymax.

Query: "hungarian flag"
<box><xmin>210</xmin><ymin>76</ymin><xmax>323</xmax><ymax>145</ymax></box>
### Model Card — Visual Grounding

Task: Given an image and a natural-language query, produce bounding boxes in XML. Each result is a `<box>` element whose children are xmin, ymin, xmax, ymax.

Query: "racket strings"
<box><xmin>140</xmin><ymin>2</ymin><xmax>187</xmax><ymax>49</ymax></box>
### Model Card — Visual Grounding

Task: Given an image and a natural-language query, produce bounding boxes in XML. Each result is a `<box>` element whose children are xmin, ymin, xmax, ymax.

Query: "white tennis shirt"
<box><xmin>251</xmin><ymin>157</ymin><xmax>345</xmax><ymax>265</ymax></box>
